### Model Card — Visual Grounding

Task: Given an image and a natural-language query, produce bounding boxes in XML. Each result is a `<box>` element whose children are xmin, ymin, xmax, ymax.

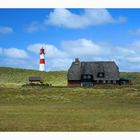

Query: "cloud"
<box><xmin>0</xmin><ymin>47</ymin><xmax>29</xmax><ymax>69</ymax></box>
<box><xmin>27</xmin><ymin>39</ymin><xmax>109</xmax><ymax>60</ymax></box>
<box><xmin>24</xmin><ymin>21</ymin><xmax>42</xmax><ymax>33</ymax></box>
<box><xmin>47</xmin><ymin>58</ymin><xmax>73</xmax><ymax>71</ymax></box>
<box><xmin>27</xmin><ymin>43</ymin><xmax>73</xmax><ymax>70</ymax></box>
<box><xmin>4</xmin><ymin>58</ymin><xmax>27</xmax><ymax>66</ymax></box>
<box><xmin>61</xmin><ymin>38</ymin><xmax>108</xmax><ymax>57</ymax></box>
<box><xmin>115</xmin><ymin>47</ymin><xmax>136</xmax><ymax>57</ymax></box>
<box><xmin>0</xmin><ymin>48</ymin><xmax>28</xmax><ymax>59</ymax></box>
<box><xmin>27</xmin><ymin>38</ymin><xmax>140</xmax><ymax>71</ymax></box>
<box><xmin>117</xmin><ymin>16</ymin><xmax>127</xmax><ymax>24</ymax></box>
<box><xmin>61</xmin><ymin>38</ymin><xmax>140</xmax><ymax>66</ymax></box>
<box><xmin>0</xmin><ymin>26</ymin><xmax>13</xmax><ymax>34</ymax></box>
<box><xmin>25</xmin><ymin>39</ymin><xmax>117</xmax><ymax>70</ymax></box>
<box><xmin>0</xmin><ymin>48</ymin><xmax>2</xmax><ymax>55</ymax></box>
<box><xmin>46</xmin><ymin>8</ymin><xmax>126</xmax><ymax>29</ymax></box>
<box><xmin>131</xmin><ymin>40</ymin><xmax>140</xmax><ymax>53</ymax></box>
<box><xmin>24</xmin><ymin>8</ymin><xmax>126</xmax><ymax>33</ymax></box>
<box><xmin>130</xmin><ymin>28</ymin><xmax>140</xmax><ymax>35</ymax></box>
<box><xmin>27</xmin><ymin>43</ymin><xmax>67</xmax><ymax>58</ymax></box>
<box><xmin>126</xmin><ymin>56</ymin><xmax>140</xmax><ymax>63</ymax></box>
<box><xmin>1</xmin><ymin>58</ymin><xmax>37</xmax><ymax>70</ymax></box>
<box><xmin>1</xmin><ymin>38</ymin><xmax>140</xmax><ymax>71</ymax></box>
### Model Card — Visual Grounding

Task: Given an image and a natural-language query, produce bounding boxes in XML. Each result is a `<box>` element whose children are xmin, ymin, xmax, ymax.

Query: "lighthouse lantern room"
<box><xmin>39</xmin><ymin>47</ymin><xmax>45</xmax><ymax>71</ymax></box>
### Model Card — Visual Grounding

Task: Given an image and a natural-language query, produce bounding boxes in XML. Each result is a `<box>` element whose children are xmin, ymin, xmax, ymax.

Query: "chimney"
<box><xmin>74</xmin><ymin>58</ymin><xmax>80</xmax><ymax>64</ymax></box>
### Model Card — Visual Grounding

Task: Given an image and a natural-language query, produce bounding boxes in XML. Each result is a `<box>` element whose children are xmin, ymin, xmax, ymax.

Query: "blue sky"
<box><xmin>0</xmin><ymin>8</ymin><xmax>140</xmax><ymax>71</ymax></box>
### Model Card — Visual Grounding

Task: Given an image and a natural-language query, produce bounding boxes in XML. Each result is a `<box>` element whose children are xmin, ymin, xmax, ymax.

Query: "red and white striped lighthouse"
<box><xmin>39</xmin><ymin>47</ymin><xmax>45</xmax><ymax>71</ymax></box>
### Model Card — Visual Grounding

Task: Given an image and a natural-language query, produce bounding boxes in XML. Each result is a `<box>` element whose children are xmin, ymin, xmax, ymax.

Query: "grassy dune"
<box><xmin>0</xmin><ymin>67</ymin><xmax>140</xmax><ymax>131</ymax></box>
<box><xmin>0</xmin><ymin>67</ymin><xmax>67</xmax><ymax>87</ymax></box>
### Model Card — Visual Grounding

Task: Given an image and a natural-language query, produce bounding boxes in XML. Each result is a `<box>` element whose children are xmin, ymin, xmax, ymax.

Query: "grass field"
<box><xmin>0</xmin><ymin>67</ymin><xmax>140</xmax><ymax>131</ymax></box>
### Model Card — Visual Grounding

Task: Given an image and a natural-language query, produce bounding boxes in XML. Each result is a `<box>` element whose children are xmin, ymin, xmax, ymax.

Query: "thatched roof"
<box><xmin>68</xmin><ymin>60</ymin><xmax>120</xmax><ymax>81</ymax></box>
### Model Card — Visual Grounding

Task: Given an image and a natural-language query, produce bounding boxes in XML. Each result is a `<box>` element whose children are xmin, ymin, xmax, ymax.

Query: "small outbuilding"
<box><xmin>67</xmin><ymin>58</ymin><xmax>120</xmax><ymax>87</ymax></box>
<box><xmin>28</xmin><ymin>76</ymin><xmax>43</xmax><ymax>84</ymax></box>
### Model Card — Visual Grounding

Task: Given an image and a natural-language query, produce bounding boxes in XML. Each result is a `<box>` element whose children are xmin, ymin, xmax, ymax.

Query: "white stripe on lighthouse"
<box><xmin>39</xmin><ymin>64</ymin><xmax>45</xmax><ymax>71</ymax></box>
<box><xmin>40</xmin><ymin>54</ymin><xmax>45</xmax><ymax>59</ymax></box>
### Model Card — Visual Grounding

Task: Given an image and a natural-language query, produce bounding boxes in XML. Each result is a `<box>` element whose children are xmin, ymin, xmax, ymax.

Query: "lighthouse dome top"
<box><xmin>40</xmin><ymin>47</ymin><xmax>45</xmax><ymax>54</ymax></box>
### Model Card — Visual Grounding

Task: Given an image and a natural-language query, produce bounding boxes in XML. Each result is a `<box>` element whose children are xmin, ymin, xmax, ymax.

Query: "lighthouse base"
<box><xmin>39</xmin><ymin>64</ymin><xmax>45</xmax><ymax>71</ymax></box>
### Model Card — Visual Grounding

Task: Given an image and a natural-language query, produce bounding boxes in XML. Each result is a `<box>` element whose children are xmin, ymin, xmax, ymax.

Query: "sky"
<box><xmin>0</xmin><ymin>8</ymin><xmax>140</xmax><ymax>72</ymax></box>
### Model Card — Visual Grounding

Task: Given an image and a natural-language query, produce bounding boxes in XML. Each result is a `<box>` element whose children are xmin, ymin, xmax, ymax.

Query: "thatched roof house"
<box><xmin>67</xmin><ymin>58</ymin><xmax>120</xmax><ymax>87</ymax></box>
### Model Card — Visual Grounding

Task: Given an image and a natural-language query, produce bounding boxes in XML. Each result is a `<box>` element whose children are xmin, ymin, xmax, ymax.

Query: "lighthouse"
<box><xmin>39</xmin><ymin>47</ymin><xmax>45</xmax><ymax>71</ymax></box>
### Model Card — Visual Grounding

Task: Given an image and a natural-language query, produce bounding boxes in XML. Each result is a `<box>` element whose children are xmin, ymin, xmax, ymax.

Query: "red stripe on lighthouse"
<box><xmin>40</xmin><ymin>59</ymin><xmax>45</xmax><ymax>64</ymax></box>
<box><xmin>40</xmin><ymin>52</ymin><xmax>45</xmax><ymax>54</ymax></box>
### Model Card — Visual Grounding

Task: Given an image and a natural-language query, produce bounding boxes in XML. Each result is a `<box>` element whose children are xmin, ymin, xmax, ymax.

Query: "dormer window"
<box><xmin>97</xmin><ymin>72</ymin><xmax>105</xmax><ymax>78</ymax></box>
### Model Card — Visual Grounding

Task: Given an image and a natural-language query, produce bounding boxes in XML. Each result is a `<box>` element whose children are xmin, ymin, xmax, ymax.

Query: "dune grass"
<box><xmin>0</xmin><ymin>67</ymin><xmax>140</xmax><ymax>131</ymax></box>
<box><xmin>0</xmin><ymin>67</ymin><xmax>67</xmax><ymax>87</ymax></box>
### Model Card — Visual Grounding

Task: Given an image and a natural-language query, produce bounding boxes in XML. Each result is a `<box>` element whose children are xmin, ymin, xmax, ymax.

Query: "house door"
<box><xmin>81</xmin><ymin>74</ymin><xmax>93</xmax><ymax>87</ymax></box>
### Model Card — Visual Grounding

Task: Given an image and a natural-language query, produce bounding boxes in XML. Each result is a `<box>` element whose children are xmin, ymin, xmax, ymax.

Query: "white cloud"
<box><xmin>26</xmin><ymin>39</ymin><xmax>112</xmax><ymax>70</ymax></box>
<box><xmin>24</xmin><ymin>9</ymin><xmax>126</xmax><ymax>32</ymax></box>
<box><xmin>24</xmin><ymin>21</ymin><xmax>42</xmax><ymax>33</ymax></box>
<box><xmin>4</xmin><ymin>58</ymin><xmax>27</xmax><ymax>66</ymax></box>
<box><xmin>27</xmin><ymin>43</ymin><xmax>67</xmax><ymax>58</ymax></box>
<box><xmin>27</xmin><ymin>39</ymin><xmax>140</xmax><ymax>71</ymax></box>
<box><xmin>27</xmin><ymin>39</ymin><xmax>109</xmax><ymax>61</ymax></box>
<box><xmin>0</xmin><ymin>26</ymin><xmax>13</xmax><ymax>34</ymax></box>
<box><xmin>115</xmin><ymin>47</ymin><xmax>136</xmax><ymax>57</ymax></box>
<box><xmin>1</xmin><ymin>38</ymin><xmax>140</xmax><ymax>71</ymax></box>
<box><xmin>126</xmin><ymin>56</ymin><xmax>140</xmax><ymax>63</ymax></box>
<box><xmin>1</xmin><ymin>48</ymin><xmax>28</xmax><ymax>59</ymax></box>
<box><xmin>131</xmin><ymin>40</ymin><xmax>140</xmax><ymax>53</ymax></box>
<box><xmin>61</xmin><ymin>38</ymin><xmax>107</xmax><ymax>57</ymax></box>
<box><xmin>27</xmin><ymin>43</ymin><xmax>73</xmax><ymax>70</ymax></box>
<box><xmin>122</xmin><ymin>40</ymin><xmax>140</xmax><ymax>63</ymax></box>
<box><xmin>0</xmin><ymin>48</ymin><xmax>3</xmax><ymax>55</ymax></box>
<box><xmin>24</xmin><ymin>37</ymin><xmax>140</xmax><ymax>72</ymax></box>
<box><xmin>47</xmin><ymin>58</ymin><xmax>73</xmax><ymax>71</ymax></box>
<box><xmin>46</xmin><ymin>8</ymin><xmax>126</xmax><ymax>29</ymax></box>
<box><xmin>3</xmin><ymin>58</ymin><xmax>37</xmax><ymax>70</ymax></box>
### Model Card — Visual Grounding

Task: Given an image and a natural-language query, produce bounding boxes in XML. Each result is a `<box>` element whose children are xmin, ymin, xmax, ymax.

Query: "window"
<box><xmin>81</xmin><ymin>74</ymin><xmax>93</xmax><ymax>82</ymax></box>
<box><xmin>111</xmin><ymin>80</ymin><xmax>113</xmax><ymax>84</ymax></box>
<box><xmin>99</xmin><ymin>80</ymin><xmax>103</xmax><ymax>83</ymax></box>
<box><xmin>83</xmin><ymin>75</ymin><xmax>87</xmax><ymax>79</ymax></box>
<box><xmin>108</xmin><ymin>80</ymin><xmax>111</xmax><ymax>84</ymax></box>
<box><xmin>87</xmin><ymin>75</ymin><xmax>91</xmax><ymax>79</ymax></box>
<box><xmin>97</xmin><ymin>72</ymin><xmax>105</xmax><ymax>78</ymax></box>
